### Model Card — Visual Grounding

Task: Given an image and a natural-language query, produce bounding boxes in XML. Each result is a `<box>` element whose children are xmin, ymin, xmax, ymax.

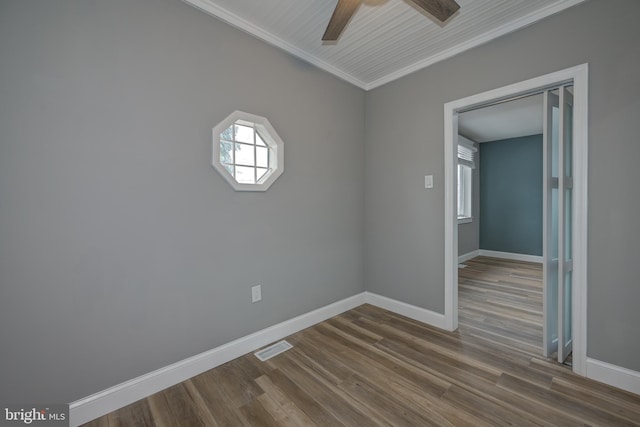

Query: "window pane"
<box><xmin>256</xmin><ymin>132</ymin><xmax>267</xmax><ymax>147</ymax></box>
<box><xmin>565</xmin><ymin>188</ymin><xmax>572</xmax><ymax>260</ymax></box>
<box><xmin>235</xmin><ymin>143</ymin><xmax>255</xmax><ymax>166</ymax></box>
<box><xmin>256</xmin><ymin>167</ymin><xmax>268</xmax><ymax>182</ymax></box>
<box><xmin>552</xmin><ymin>103</ymin><xmax>559</xmax><ymax>178</ymax></box>
<box><xmin>212</xmin><ymin>112</ymin><xmax>283</xmax><ymax>190</ymax></box>
<box><xmin>220</xmin><ymin>125</ymin><xmax>234</xmax><ymax>141</ymax></box>
<box><xmin>220</xmin><ymin>141</ymin><xmax>233</xmax><ymax>164</ymax></box>
<box><xmin>457</xmin><ymin>165</ymin><xmax>472</xmax><ymax>218</ymax></box>
<box><xmin>564</xmin><ymin>270</ymin><xmax>572</xmax><ymax>341</ymax></box>
<box><xmin>256</xmin><ymin>146</ymin><xmax>268</xmax><ymax>168</ymax></box>
<box><xmin>551</xmin><ymin>187</ymin><xmax>559</xmax><ymax>259</ymax></box>
<box><xmin>464</xmin><ymin>166</ymin><xmax>472</xmax><ymax>217</ymax></box>
<box><xmin>235</xmin><ymin>166</ymin><xmax>255</xmax><ymax>184</ymax></box>
<box><xmin>235</xmin><ymin>124</ymin><xmax>254</xmax><ymax>144</ymax></box>
<box><xmin>457</xmin><ymin>165</ymin><xmax>464</xmax><ymax>217</ymax></box>
<box><xmin>565</xmin><ymin>101</ymin><xmax>573</xmax><ymax>177</ymax></box>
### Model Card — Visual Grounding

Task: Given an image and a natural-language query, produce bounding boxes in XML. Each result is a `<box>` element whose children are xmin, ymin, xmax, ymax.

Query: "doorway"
<box><xmin>456</xmin><ymin>93</ymin><xmax>548</xmax><ymax>361</ymax></box>
<box><xmin>443</xmin><ymin>64</ymin><xmax>588</xmax><ymax>376</ymax></box>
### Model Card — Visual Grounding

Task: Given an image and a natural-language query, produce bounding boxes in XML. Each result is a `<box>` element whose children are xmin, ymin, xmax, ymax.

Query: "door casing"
<box><xmin>443</xmin><ymin>64</ymin><xmax>589</xmax><ymax>376</ymax></box>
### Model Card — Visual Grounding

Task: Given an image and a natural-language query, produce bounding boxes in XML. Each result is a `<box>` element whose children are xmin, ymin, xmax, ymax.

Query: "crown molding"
<box><xmin>183</xmin><ymin>0</ymin><xmax>587</xmax><ymax>91</ymax></box>
<box><xmin>182</xmin><ymin>0</ymin><xmax>368</xmax><ymax>89</ymax></box>
<box><xmin>364</xmin><ymin>0</ymin><xmax>587</xmax><ymax>90</ymax></box>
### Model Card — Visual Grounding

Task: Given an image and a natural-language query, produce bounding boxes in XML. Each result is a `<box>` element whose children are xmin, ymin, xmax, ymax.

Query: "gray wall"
<box><xmin>3</xmin><ymin>0</ymin><xmax>640</xmax><ymax>406</ymax></box>
<box><xmin>479</xmin><ymin>135</ymin><xmax>543</xmax><ymax>256</ymax></box>
<box><xmin>365</xmin><ymin>0</ymin><xmax>640</xmax><ymax>371</ymax></box>
<box><xmin>0</xmin><ymin>0</ymin><xmax>365</xmax><ymax>403</ymax></box>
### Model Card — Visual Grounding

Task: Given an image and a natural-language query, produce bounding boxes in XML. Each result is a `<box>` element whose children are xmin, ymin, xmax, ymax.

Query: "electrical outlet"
<box><xmin>251</xmin><ymin>285</ymin><xmax>262</xmax><ymax>303</ymax></box>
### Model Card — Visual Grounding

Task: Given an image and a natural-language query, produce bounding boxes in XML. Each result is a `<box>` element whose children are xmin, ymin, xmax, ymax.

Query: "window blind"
<box><xmin>457</xmin><ymin>138</ymin><xmax>477</xmax><ymax>169</ymax></box>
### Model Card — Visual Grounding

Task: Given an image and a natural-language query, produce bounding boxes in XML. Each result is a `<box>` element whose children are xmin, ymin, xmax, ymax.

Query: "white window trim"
<box><xmin>457</xmin><ymin>136</ymin><xmax>476</xmax><ymax>223</ymax></box>
<box><xmin>212</xmin><ymin>111</ymin><xmax>284</xmax><ymax>191</ymax></box>
<box><xmin>457</xmin><ymin>164</ymin><xmax>473</xmax><ymax>223</ymax></box>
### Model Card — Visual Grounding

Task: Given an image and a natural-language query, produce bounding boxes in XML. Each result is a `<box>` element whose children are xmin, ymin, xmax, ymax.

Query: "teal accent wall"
<box><xmin>479</xmin><ymin>134</ymin><xmax>543</xmax><ymax>256</ymax></box>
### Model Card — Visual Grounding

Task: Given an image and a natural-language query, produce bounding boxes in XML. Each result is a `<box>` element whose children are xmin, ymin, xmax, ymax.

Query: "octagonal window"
<box><xmin>212</xmin><ymin>111</ymin><xmax>284</xmax><ymax>191</ymax></box>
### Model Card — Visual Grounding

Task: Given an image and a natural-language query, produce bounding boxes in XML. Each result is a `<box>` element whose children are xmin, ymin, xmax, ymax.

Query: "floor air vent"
<box><xmin>254</xmin><ymin>340</ymin><xmax>293</xmax><ymax>361</ymax></box>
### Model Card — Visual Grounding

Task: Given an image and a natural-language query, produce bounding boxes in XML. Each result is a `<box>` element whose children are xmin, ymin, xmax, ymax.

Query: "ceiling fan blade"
<box><xmin>322</xmin><ymin>0</ymin><xmax>363</xmax><ymax>41</ymax></box>
<box><xmin>407</xmin><ymin>0</ymin><xmax>460</xmax><ymax>22</ymax></box>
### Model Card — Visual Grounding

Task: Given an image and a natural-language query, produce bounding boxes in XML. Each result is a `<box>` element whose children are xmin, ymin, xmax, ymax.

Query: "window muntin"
<box><xmin>212</xmin><ymin>111</ymin><xmax>284</xmax><ymax>191</ymax></box>
<box><xmin>220</xmin><ymin>121</ymin><xmax>271</xmax><ymax>185</ymax></box>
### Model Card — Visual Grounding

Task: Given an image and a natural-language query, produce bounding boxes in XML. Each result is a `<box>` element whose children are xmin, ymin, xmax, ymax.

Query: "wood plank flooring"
<box><xmin>84</xmin><ymin>257</ymin><xmax>640</xmax><ymax>426</ymax></box>
<box><xmin>458</xmin><ymin>256</ymin><xmax>544</xmax><ymax>357</ymax></box>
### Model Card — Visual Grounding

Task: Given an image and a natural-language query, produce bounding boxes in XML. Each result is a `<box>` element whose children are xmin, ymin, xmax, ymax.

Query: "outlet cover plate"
<box><xmin>251</xmin><ymin>285</ymin><xmax>262</xmax><ymax>303</ymax></box>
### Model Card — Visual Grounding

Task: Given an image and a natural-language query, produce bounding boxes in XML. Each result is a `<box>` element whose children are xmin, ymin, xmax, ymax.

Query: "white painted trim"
<box><xmin>444</xmin><ymin>64</ymin><xmax>589</xmax><ymax>372</ymax></box>
<box><xmin>586</xmin><ymin>358</ymin><xmax>640</xmax><ymax>396</ymax></box>
<box><xmin>571</xmin><ymin>63</ymin><xmax>589</xmax><ymax>377</ymax></box>
<box><xmin>478</xmin><ymin>250</ymin><xmax>543</xmax><ymax>264</ymax></box>
<box><xmin>181</xmin><ymin>0</ymin><xmax>367</xmax><ymax>89</ymax></box>
<box><xmin>211</xmin><ymin>110</ymin><xmax>284</xmax><ymax>191</ymax></box>
<box><xmin>365</xmin><ymin>292</ymin><xmax>447</xmax><ymax>330</ymax></box>
<box><xmin>69</xmin><ymin>293</ymin><xmax>366</xmax><ymax>426</ymax></box>
<box><xmin>69</xmin><ymin>290</ymin><xmax>449</xmax><ymax>425</ymax></box>
<box><xmin>458</xmin><ymin>250</ymin><xmax>480</xmax><ymax>264</ymax></box>
<box><xmin>181</xmin><ymin>0</ymin><xmax>586</xmax><ymax>91</ymax></box>
<box><xmin>444</xmin><ymin>108</ymin><xmax>459</xmax><ymax>331</ymax></box>
<box><xmin>458</xmin><ymin>249</ymin><xmax>543</xmax><ymax>264</ymax></box>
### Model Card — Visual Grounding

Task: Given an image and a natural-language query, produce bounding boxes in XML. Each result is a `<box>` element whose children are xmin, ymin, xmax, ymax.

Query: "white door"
<box><xmin>543</xmin><ymin>86</ymin><xmax>574</xmax><ymax>363</ymax></box>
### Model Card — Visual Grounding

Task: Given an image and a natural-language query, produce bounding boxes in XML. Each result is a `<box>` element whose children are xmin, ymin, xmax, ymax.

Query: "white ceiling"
<box><xmin>459</xmin><ymin>93</ymin><xmax>543</xmax><ymax>143</ymax></box>
<box><xmin>183</xmin><ymin>0</ymin><xmax>586</xmax><ymax>90</ymax></box>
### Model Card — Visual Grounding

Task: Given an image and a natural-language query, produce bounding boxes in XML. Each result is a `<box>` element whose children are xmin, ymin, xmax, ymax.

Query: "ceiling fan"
<box><xmin>323</xmin><ymin>0</ymin><xmax>460</xmax><ymax>41</ymax></box>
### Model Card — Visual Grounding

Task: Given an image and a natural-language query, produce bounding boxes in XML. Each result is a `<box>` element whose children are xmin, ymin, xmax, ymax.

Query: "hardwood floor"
<box><xmin>458</xmin><ymin>256</ymin><xmax>544</xmax><ymax>357</ymax></box>
<box><xmin>84</xmin><ymin>257</ymin><xmax>640</xmax><ymax>426</ymax></box>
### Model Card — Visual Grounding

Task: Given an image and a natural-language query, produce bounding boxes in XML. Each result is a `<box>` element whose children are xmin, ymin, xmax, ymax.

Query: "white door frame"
<box><xmin>443</xmin><ymin>64</ymin><xmax>588</xmax><ymax>376</ymax></box>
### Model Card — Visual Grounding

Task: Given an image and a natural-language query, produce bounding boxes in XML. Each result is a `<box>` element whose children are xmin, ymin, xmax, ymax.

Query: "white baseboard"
<box><xmin>69</xmin><ymin>291</ymin><xmax>450</xmax><ymax>426</ymax></box>
<box><xmin>365</xmin><ymin>292</ymin><xmax>446</xmax><ymax>330</ymax></box>
<box><xmin>458</xmin><ymin>250</ymin><xmax>480</xmax><ymax>264</ymax></box>
<box><xmin>69</xmin><ymin>293</ymin><xmax>366</xmax><ymax>426</ymax></box>
<box><xmin>70</xmin><ymin>289</ymin><xmax>640</xmax><ymax>425</ymax></box>
<box><xmin>586</xmin><ymin>358</ymin><xmax>640</xmax><ymax>396</ymax></box>
<box><xmin>477</xmin><ymin>249</ymin><xmax>543</xmax><ymax>263</ymax></box>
